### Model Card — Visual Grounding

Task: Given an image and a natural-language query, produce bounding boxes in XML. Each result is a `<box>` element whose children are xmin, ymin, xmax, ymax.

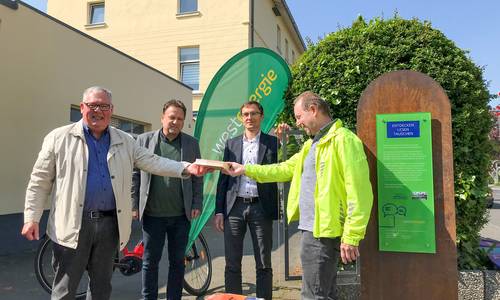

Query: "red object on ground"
<box><xmin>205</xmin><ymin>293</ymin><xmax>247</xmax><ymax>300</ymax></box>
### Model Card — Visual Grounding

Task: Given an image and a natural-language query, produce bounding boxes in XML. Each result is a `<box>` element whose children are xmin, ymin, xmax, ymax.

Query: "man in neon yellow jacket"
<box><xmin>224</xmin><ymin>91</ymin><xmax>373</xmax><ymax>299</ymax></box>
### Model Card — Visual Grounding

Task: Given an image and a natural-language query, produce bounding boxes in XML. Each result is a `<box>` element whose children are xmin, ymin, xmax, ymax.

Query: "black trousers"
<box><xmin>51</xmin><ymin>214</ymin><xmax>118</xmax><ymax>300</ymax></box>
<box><xmin>224</xmin><ymin>199</ymin><xmax>273</xmax><ymax>300</ymax></box>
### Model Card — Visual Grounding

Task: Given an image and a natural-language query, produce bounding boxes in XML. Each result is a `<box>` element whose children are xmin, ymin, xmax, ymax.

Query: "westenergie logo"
<box><xmin>211</xmin><ymin>69</ymin><xmax>278</xmax><ymax>154</ymax></box>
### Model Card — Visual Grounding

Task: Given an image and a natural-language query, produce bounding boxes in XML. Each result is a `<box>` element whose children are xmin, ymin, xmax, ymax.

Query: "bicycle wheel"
<box><xmin>183</xmin><ymin>233</ymin><xmax>212</xmax><ymax>296</ymax></box>
<box><xmin>34</xmin><ymin>235</ymin><xmax>88</xmax><ymax>299</ymax></box>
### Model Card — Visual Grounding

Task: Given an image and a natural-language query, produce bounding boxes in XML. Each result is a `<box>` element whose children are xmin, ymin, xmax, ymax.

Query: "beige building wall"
<box><xmin>47</xmin><ymin>0</ymin><xmax>305</xmax><ymax>111</ymax></box>
<box><xmin>0</xmin><ymin>3</ymin><xmax>192</xmax><ymax>215</ymax></box>
<box><xmin>47</xmin><ymin>0</ymin><xmax>252</xmax><ymax>110</ymax></box>
<box><xmin>253</xmin><ymin>0</ymin><xmax>303</xmax><ymax>65</ymax></box>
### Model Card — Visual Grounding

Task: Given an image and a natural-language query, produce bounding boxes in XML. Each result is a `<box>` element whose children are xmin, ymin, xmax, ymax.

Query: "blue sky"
<box><xmin>286</xmin><ymin>0</ymin><xmax>499</xmax><ymax>105</ymax></box>
<box><xmin>23</xmin><ymin>0</ymin><xmax>499</xmax><ymax>105</ymax></box>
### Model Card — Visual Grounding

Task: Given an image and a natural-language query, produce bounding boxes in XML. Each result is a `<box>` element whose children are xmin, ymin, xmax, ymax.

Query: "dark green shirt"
<box><xmin>145</xmin><ymin>131</ymin><xmax>184</xmax><ymax>217</ymax></box>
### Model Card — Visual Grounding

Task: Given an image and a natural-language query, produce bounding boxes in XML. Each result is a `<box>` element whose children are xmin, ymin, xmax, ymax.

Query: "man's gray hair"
<box><xmin>83</xmin><ymin>86</ymin><xmax>112</xmax><ymax>102</ymax></box>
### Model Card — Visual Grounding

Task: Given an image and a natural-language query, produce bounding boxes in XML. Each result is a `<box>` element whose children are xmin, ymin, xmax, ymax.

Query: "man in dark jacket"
<box><xmin>215</xmin><ymin>101</ymin><xmax>279</xmax><ymax>300</ymax></box>
<box><xmin>132</xmin><ymin>99</ymin><xmax>203</xmax><ymax>300</ymax></box>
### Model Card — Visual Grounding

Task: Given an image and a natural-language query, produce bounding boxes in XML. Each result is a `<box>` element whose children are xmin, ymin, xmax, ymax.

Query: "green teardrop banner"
<box><xmin>189</xmin><ymin>47</ymin><xmax>291</xmax><ymax>247</ymax></box>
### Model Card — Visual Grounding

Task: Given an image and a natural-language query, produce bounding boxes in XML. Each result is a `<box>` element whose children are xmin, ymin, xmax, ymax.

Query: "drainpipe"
<box><xmin>249</xmin><ymin>0</ymin><xmax>254</xmax><ymax>48</ymax></box>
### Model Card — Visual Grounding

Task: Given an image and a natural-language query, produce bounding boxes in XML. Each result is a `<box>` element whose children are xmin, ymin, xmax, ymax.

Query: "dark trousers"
<box><xmin>141</xmin><ymin>214</ymin><xmax>190</xmax><ymax>300</ymax></box>
<box><xmin>300</xmin><ymin>231</ymin><xmax>341</xmax><ymax>300</ymax></box>
<box><xmin>51</xmin><ymin>214</ymin><xmax>118</xmax><ymax>300</ymax></box>
<box><xmin>224</xmin><ymin>199</ymin><xmax>273</xmax><ymax>300</ymax></box>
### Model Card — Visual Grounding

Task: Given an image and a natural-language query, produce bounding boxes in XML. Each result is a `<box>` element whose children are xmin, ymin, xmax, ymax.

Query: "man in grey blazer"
<box><xmin>132</xmin><ymin>100</ymin><xmax>203</xmax><ymax>300</ymax></box>
<box><xmin>215</xmin><ymin>101</ymin><xmax>279</xmax><ymax>300</ymax></box>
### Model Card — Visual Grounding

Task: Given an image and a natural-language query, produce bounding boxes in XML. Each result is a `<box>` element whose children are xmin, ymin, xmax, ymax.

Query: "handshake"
<box><xmin>189</xmin><ymin>159</ymin><xmax>245</xmax><ymax>177</ymax></box>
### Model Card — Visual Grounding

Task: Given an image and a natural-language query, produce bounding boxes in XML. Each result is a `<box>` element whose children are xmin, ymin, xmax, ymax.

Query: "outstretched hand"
<box><xmin>221</xmin><ymin>162</ymin><xmax>245</xmax><ymax>177</ymax></box>
<box><xmin>187</xmin><ymin>164</ymin><xmax>214</xmax><ymax>176</ymax></box>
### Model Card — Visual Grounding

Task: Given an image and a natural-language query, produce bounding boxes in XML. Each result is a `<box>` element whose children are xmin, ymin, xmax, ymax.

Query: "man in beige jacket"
<box><xmin>21</xmin><ymin>86</ymin><xmax>208</xmax><ymax>300</ymax></box>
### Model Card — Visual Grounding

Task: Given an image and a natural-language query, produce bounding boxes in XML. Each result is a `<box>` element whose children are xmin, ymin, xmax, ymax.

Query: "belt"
<box><xmin>83</xmin><ymin>210</ymin><xmax>116</xmax><ymax>219</ymax></box>
<box><xmin>236</xmin><ymin>196</ymin><xmax>259</xmax><ymax>204</ymax></box>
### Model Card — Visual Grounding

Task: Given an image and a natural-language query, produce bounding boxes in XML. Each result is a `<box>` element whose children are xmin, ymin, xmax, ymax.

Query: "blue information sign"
<box><xmin>387</xmin><ymin>121</ymin><xmax>420</xmax><ymax>138</ymax></box>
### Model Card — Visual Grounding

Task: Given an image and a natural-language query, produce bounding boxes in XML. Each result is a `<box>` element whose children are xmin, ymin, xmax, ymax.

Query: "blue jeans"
<box><xmin>141</xmin><ymin>214</ymin><xmax>190</xmax><ymax>300</ymax></box>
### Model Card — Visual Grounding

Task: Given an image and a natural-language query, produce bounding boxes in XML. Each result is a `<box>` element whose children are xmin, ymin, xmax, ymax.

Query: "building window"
<box><xmin>89</xmin><ymin>2</ymin><xmax>105</xmax><ymax>25</ymax></box>
<box><xmin>180</xmin><ymin>47</ymin><xmax>200</xmax><ymax>91</ymax></box>
<box><xmin>70</xmin><ymin>107</ymin><xmax>148</xmax><ymax>138</ymax></box>
<box><xmin>277</xmin><ymin>25</ymin><xmax>282</xmax><ymax>53</ymax></box>
<box><xmin>292</xmin><ymin>50</ymin><xmax>296</xmax><ymax>63</ymax></box>
<box><xmin>70</xmin><ymin>107</ymin><xmax>82</xmax><ymax>122</ymax></box>
<box><xmin>179</xmin><ymin>0</ymin><xmax>197</xmax><ymax>14</ymax></box>
<box><xmin>111</xmin><ymin>118</ymin><xmax>146</xmax><ymax>137</ymax></box>
<box><xmin>285</xmin><ymin>38</ymin><xmax>289</xmax><ymax>62</ymax></box>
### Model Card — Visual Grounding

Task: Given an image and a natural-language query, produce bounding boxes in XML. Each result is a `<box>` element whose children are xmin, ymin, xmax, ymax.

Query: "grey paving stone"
<box><xmin>458</xmin><ymin>271</ymin><xmax>484</xmax><ymax>300</ymax></box>
<box><xmin>484</xmin><ymin>270</ymin><xmax>500</xmax><ymax>300</ymax></box>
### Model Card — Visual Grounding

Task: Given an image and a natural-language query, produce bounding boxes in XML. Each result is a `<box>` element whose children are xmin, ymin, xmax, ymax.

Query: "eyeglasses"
<box><xmin>83</xmin><ymin>102</ymin><xmax>113</xmax><ymax>111</ymax></box>
<box><xmin>241</xmin><ymin>111</ymin><xmax>262</xmax><ymax>118</ymax></box>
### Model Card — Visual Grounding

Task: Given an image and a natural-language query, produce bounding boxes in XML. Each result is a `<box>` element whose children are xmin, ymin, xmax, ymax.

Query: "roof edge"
<box><xmin>0</xmin><ymin>0</ymin><xmax>18</xmax><ymax>10</ymax></box>
<box><xmin>280</xmin><ymin>0</ymin><xmax>306</xmax><ymax>51</ymax></box>
<box><xmin>16</xmin><ymin>0</ymin><xmax>193</xmax><ymax>90</ymax></box>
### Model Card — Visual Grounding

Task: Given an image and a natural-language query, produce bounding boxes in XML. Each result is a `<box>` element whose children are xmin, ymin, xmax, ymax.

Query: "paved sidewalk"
<box><xmin>6</xmin><ymin>188</ymin><xmax>495</xmax><ymax>300</ymax></box>
<box><xmin>480</xmin><ymin>185</ymin><xmax>500</xmax><ymax>241</ymax></box>
<box><xmin>0</xmin><ymin>220</ymin><xmax>302</xmax><ymax>299</ymax></box>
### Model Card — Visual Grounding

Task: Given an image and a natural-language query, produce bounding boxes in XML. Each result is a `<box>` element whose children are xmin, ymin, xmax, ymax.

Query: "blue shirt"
<box><xmin>83</xmin><ymin>125</ymin><xmax>116</xmax><ymax>211</ymax></box>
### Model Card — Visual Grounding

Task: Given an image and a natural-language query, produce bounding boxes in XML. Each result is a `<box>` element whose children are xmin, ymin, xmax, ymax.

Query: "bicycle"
<box><xmin>34</xmin><ymin>233</ymin><xmax>212</xmax><ymax>298</ymax></box>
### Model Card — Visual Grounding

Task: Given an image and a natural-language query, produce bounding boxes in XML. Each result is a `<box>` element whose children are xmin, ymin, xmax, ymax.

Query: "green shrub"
<box><xmin>280</xmin><ymin>16</ymin><xmax>494</xmax><ymax>269</ymax></box>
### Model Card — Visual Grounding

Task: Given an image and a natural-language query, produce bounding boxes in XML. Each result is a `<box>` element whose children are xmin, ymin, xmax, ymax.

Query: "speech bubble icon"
<box><xmin>397</xmin><ymin>206</ymin><xmax>407</xmax><ymax>216</ymax></box>
<box><xmin>382</xmin><ymin>203</ymin><xmax>398</xmax><ymax>217</ymax></box>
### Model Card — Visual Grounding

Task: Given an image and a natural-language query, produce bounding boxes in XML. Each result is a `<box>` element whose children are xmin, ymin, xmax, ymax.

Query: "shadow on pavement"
<box><xmin>0</xmin><ymin>216</ymin><xmax>302</xmax><ymax>300</ymax></box>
